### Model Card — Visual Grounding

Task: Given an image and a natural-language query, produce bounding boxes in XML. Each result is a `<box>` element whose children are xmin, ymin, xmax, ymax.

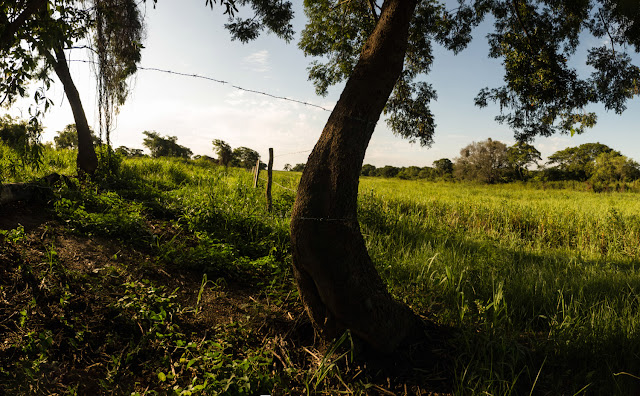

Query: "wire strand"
<box><xmin>67</xmin><ymin>59</ymin><xmax>333</xmax><ymax>112</ymax></box>
<box><xmin>274</xmin><ymin>149</ymin><xmax>312</xmax><ymax>158</ymax></box>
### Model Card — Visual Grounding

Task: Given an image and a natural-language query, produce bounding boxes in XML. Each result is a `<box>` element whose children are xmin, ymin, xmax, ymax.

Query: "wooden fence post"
<box><xmin>266</xmin><ymin>148</ymin><xmax>273</xmax><ymax>212</ymax></box>
<box><xmin>253</xmin><ymin>158</ymin><xmax>260</xmax><ymax>188</ymax></box>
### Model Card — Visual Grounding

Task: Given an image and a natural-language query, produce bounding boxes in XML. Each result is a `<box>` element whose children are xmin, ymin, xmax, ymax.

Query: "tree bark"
<box><xmin>0</xmin><ymin>173</ymin><xmax>69</xmax><ymax>205</ymax></box>
<box><xmin>51</xmin><ymin>47</ymin><xmax>98</xmax><ymax>176</ymax></box>
<box><xmin>290</xmin><ymin>0</ymin><xmax>423</xmax><ymax>354</ymax></box>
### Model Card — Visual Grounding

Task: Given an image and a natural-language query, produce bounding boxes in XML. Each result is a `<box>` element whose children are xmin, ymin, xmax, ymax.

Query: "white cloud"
<box><xmin>243</xmin><ymin>50</ymin><xmax>270</xmax><ymax>73</ymax></box>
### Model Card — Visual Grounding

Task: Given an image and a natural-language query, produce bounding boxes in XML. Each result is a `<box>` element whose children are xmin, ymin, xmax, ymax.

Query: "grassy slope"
<box><xmin>1</xmin><ymin>150</ymin><xmax>640</xmax><ymax>394</ymax></box>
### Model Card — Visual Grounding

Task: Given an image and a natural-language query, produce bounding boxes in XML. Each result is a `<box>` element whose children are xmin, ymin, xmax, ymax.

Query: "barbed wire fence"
<box><xmin>68</xmin><ymin>59</ymin><xmax>334</xmax><ymax>113</ymax></box>
<box><xmin>65</xmin><ymin>59</ymin><xmax>372</xmax><ymax>219</ymax></box>
<box><xmin>252</xmin><ymin>147</ymin><xmax>305</xmax><ymax>212</ymax></box>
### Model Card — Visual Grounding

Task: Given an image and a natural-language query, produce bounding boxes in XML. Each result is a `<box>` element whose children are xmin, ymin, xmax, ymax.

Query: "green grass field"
<box><xmin>2</xmin><ymin>149</ymin><xmax>640</xmax><ymax>394</ymax></box>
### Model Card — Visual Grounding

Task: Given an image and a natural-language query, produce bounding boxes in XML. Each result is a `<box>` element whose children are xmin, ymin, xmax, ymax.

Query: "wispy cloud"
<box><xmin>243</xmin><ymin>50</ymin><xmax>270</xmax><ymax>73</ymax></box>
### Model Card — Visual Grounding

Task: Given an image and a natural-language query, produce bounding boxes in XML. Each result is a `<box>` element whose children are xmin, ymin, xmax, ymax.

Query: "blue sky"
<box><xmin>5</xmin><ymin>1</ymin><xmax>640</xmax><ymax>170</ymax></box>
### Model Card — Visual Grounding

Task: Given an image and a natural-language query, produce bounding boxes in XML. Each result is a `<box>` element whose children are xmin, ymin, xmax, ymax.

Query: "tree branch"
<box><xmin>598</xmin><ymin>9</ymin><xmax>616</xmax><ymax>56</ymax></box>
<box><xmin>511</xmin><ymin>0</ymin><xmax>536</xmax><ymax>52</ymax></box>
<box><xmin>0</xmin><ymin>0</ymin><xmax>48</xmax><ymax>52</ymax></box>
<box><xmin>367</xmin><ymin>0</ymin><xmax>379</xmax><ymax>22</ymax></box>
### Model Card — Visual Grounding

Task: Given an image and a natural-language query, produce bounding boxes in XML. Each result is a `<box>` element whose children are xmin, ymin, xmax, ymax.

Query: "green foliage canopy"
<box><xmin>115</xmin><ymin>145</ymin><xmax>145</xmax><ymax>157</ymax></box>
<box><xmin>547</xmin><ymin>142</ymin><xmax>619</xmax><ymax>181</ymax></box>
<box><xmin>212</xmin><ymin>139</ymin><xmax>233</xmax><ymax>166</ymax></box>
<box><xmin>231</xmin><ymin>146</ymin><xmax>260</xmax><ymax>169</ymax></box>
<box><xmin>433</xmin><ymin>158</ymin><xmax>454</xmax><ymax>176</ymax></box>
<box><xmin>454</xmin><ymin>138</ymin><xmax>509</xmax><ymax>183</ymax></box>
<box><xmin>142</xmin><ymin>131</ymin><xmax>192</xmax><ymax>159</ymax></box>
<box><xmin>300</xmin><ymin>1</ymin><xmax>640</xmax><ymax>146</ymax></box>
<box><xmin>591</xmin><ymin>151</ymin><xmax>640</xmax><ymax>183</ymax></box>
<box><xmin>299</xmin><ymin>0</ymin><xmax>483</xmax><ymax>147</ymax></box>
<box><xmin>475</xmin><ymin>0</ymin><xmax>640</xmax><ymax>140</ymax></box>
<box><xmin>0</xmin><ymin>0</ymin><xmax>89</xmax><ymax>118</ymax></box>
<box><xmin>54</xmin><ymin>124</ymin><xmax>101</xmax><ymax>150</ymax></box>
<box><xmin>507</xmin><ymin>141</ymin><xmax>541</xmax><ymax>180</ymax></box>
<box><xmin>291</xmin><ymin>163</ymin><xmax>305</xmax><ymax>172</ymax></box>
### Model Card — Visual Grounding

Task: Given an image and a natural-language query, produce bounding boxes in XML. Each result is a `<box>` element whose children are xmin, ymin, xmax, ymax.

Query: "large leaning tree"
<box><xmin>290</xmin><ymin>0</ymin><xmax>640</xmax><ymax>354</ymax></box>
<box><xmin>1</xmin><ymin>0</ymin><xmax>144</xmax><ymax>175</ymax></box>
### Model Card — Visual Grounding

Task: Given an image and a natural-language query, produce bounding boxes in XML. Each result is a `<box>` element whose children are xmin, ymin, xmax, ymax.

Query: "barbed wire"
<box><xmin>294</xmin><ymin>216</ymin><xmax>356</xmax><ymax>222</ymax></box>
<box><xmin>256</xmin><ymin>175</ymin><xmax>355</xmax><ymax>222</ymax></box>
<box><xmin>274</xmin><ymin>149</ymin><xmax>313</xmax><ymax>158</ymax></box>
<box><xmin>67</xmin><ymin>59</ymin><xmax>333</xmax><ymax>112</ymax></box>
<box><xmin>67</xmin><ymin>59</ymin><xmax>384</xmax><ymax>129</ymax></box>
<box><xmin>258</xmin><ymin>176</ymin><xmax>296</xmax><ymax>193</ymax></box>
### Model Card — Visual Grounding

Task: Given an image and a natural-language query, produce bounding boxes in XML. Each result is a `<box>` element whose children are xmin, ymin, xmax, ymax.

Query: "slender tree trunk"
<box><xmin>51</xmin><ymin>47</ymin><xmax>98</xmax><ymax>176</ymax></box>
<box><xmin>290</xmin><ymin>0</ymin><xmax>423</xmax><ymax>354</ymax></box>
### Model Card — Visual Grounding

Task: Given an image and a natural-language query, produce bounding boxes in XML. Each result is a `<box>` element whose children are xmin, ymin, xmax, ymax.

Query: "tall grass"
<box><xmin>4</xmin><ymin>155</ymin><xmax>640</xmax><ymax>394</ymax></box>
<box><xmin>359</xmin><ymin>178</ymin><xmax>640</xmax><ymax>260</ymax></box>
<box><xmin>272</xmin><ymin>171</ymin><xmax>640</xmax><ymax>393</ymax></box>
<box><xmin>354</xmin><ymin>177</ymin><xmax>640</xmax><ymax>394</ymax></box>
<box><xmin>0</xmin><ymin>143</ymin><xmax>75</xmax><ymax>182</ymax></box>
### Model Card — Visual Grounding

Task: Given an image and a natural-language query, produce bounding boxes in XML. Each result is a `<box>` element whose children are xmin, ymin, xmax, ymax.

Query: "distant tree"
<box><xmin>283</xmin><ymin>163</ymin><xmax>292</xmax><ymax>171</ymax></box>
<box><xmin>591</xmin><ymin>152</ymin><xmax>640</xmax><ymax>184</ymax></box>
<box><xmin>418</xmin><ymin>167</ymin><xmax>438</xmax><ymax>180</ymax></box>
<box><xmin>547</xmin><ymin>143</ymin><xmax>619</xmax><ymax>181</ymax></box>
<box><xmin>194</xmin><ymin>155</ymin><xmax>216</xmax><ymax>162</ymax></box>
<box><xmin>231</xmin><ymin>146</ymin><xmax>260</xmax><ymax>169</ymax></box>
<box><xmin>432</xmin><ymin>158</ymin><xmax>453</xmax><ymax>177</ymax></box>
<box><xmin>291</xmin><ymin>163</ymin><xmax>305</xmax><ymax>172</ymax></box>
<box><xmin>115</xmin><ymin>146</ymin><xmax>145</xmax><ymax>157</ymax></box>
<box><xmin>397</xmin><ymin>166</ymin><xmax>421</xmax><ymax>180</ymax></box>
<box><xmin>377</xmin><ymin>165</ymin><xmax>400</xmax><ymax>178</ymax></box>
<box><xmin>212</xmin><ymin>139</ymin><xmax>233</xmax><ymax>167</ymax></box>
<box><xmin>507</xmin><ymin>142</ymin><xmax>541</xmax><ymax>180</ymax></box>
<box><xmin>142</xmin><ymin>131</ymin><xmax>192</xmax><ymax>159</ymax></box>
<box><xmin>360</xmin><ymin>164</ymin><xmax>377</xmax><ymax>176</ymax></box>
<box><xmin>54</xmin><ymin>124</ymin><xmax>101</xmax><ymax>150</ymax></box>
<box><xmin>454</xmin><ymin>138</ymin><xmax>509</xmax><ymax>183</ymax></box>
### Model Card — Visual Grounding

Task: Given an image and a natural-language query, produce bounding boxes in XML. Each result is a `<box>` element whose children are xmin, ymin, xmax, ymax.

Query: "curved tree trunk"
<box><xmin>290</xmin><ymin>0</ymin><xmax>423</xmax><ymax>354</ymax></box>
<box><xmin>52</xmin><ymin>47</ymin><xmax>98</xmax><ymax>176</ymax></box>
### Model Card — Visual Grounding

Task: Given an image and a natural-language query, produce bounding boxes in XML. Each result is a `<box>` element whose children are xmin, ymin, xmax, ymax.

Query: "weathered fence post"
<box><xmin>253</xmin><ymin>158</ymin><xmax>260</xmax><ymax>188</ymax></box>
<box><xmin>266</xmin><ymin>148</ymin><xmax>273</xmax><ymax>212</ymax></box>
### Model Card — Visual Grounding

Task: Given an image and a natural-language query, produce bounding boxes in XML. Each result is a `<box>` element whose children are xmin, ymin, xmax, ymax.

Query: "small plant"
<box><xmin>0</xmin><ymin>224</ymin><xmax>26</xmax><ymax>243</ymax></box>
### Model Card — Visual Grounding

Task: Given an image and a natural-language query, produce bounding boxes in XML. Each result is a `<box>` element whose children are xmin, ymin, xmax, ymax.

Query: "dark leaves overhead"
<box><xmin>477</xmin><ymin>0</ymin><xmax>640</xmax><ymax>141</ymax></box>
<box><xmin>300</xmin><ymin>0</ymin><xmax>484</xmax><ymax>146</ymax></box>
<box><xmin>224</xmin><ymin>0</ymin><xmax>294</xmax><ymax>43</ymax></box>
<box><xmin>385</xmin><ymin>74</ymin><xmax>437</xmax><ymax>146</ymax></box>
<box><xmin>587</xmin><ymin>46</ymin><xmax>640</xmax><ymax>114</ymax></box>
<box><xmin>0</xmin><ymin>0</ymin><xmax>93</xmax><ymax>127</ymax></box>
<box><xmin>299</xmin><ymin>0</ymin><xmax>376</xmax><ymax>96</ymax></box>
<box><xmin>301</xmin><ymin>0</ymin><xmax>640</xmax><ymax>145</ymax></box>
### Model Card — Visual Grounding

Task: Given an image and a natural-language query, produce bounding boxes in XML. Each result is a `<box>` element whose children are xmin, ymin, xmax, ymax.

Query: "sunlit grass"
<box><xmin>354</xmin><ymin>177</ymin><xmax>640</xmax><ymax>394</ymax></box>
<box><xmin>3</xmin><ymin>156</ymin><xmax>640</xmax><ymax>394</ymax></box>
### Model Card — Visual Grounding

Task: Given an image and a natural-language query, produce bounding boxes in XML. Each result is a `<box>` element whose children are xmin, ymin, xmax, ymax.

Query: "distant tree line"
<box><xmin>347</xmin><ymin>139</ymin><xmax>640</xmax><ymax>187</ymax></box>
<box><xmin>41</xmin><ymin>126</ymin><xmax>267</xmax><ymax>170</ymax></box>
<box><xmin>7</xmin><ymin>118</ymin><xmax>636</xmax><ymax>189</ymax></box>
